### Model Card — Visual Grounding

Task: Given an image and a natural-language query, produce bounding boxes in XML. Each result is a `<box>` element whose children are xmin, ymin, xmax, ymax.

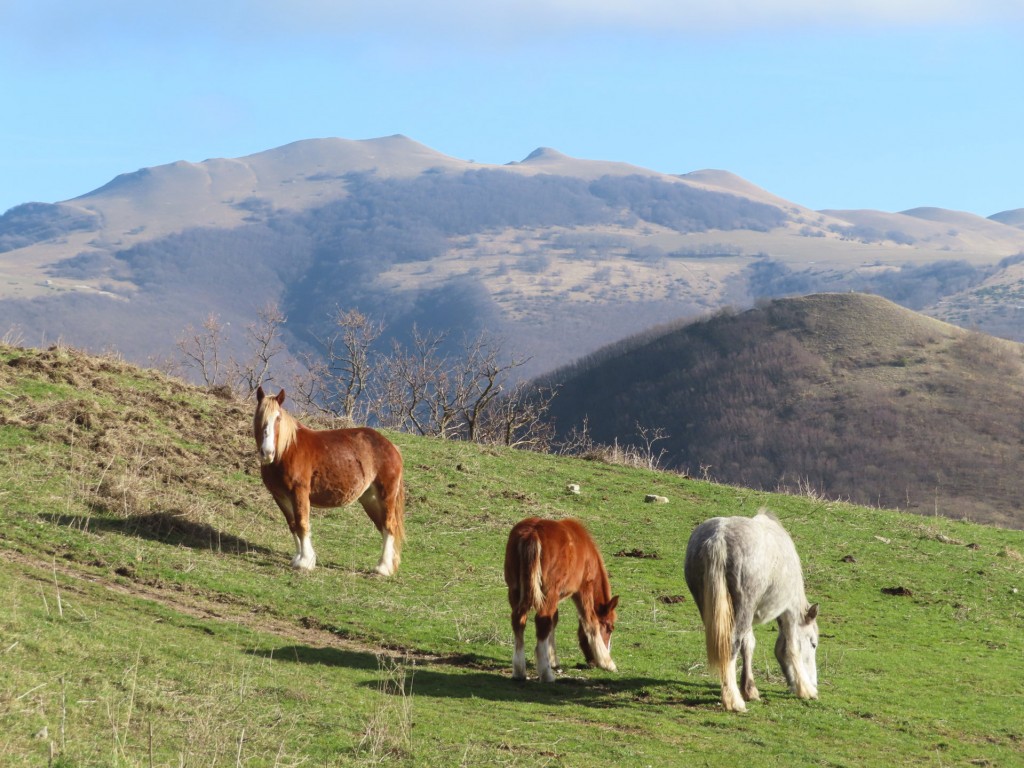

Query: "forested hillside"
<box><xmin>543</xmin><ymin>293</ymin><xmax>1024</xmax><ymax>529</ymax></box>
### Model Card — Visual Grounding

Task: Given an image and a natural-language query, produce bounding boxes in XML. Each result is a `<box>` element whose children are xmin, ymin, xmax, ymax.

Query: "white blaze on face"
<box><xmin>260</xmin><ymin>412</ymin><xmax>278</xmax><ymax>464</ymax></box>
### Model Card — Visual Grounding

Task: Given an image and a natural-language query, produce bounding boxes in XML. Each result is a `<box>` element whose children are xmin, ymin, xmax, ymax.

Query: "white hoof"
<box><xmin>292</xmin><ymin>554</ymin><xmax>316</xmax><ymax>571</ymax></box>
<box><xmin>722</xmin><ymin>690</ymin><xmax>747</xmax><ymax>713</ymax></box>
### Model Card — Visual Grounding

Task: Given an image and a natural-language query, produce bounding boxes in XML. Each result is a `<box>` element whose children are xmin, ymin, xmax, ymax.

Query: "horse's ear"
<box><xmin>256</xmin><ymin>386</ymin><xmax>265</xmax><ymax>403</ymax></box>
<box><xmin>606</xmin><ymin>595</ymin><xmax>620</xmax><ymax>613</ymax></box>
<box><xmin>276</xmin><ymin>389</ymin><xmax>286</xmax><ymax>405</ymax></box>
<box><xmin>804</xmin><ymin>603</ymin><xmax>819</xmax><ymax>624</ymax></box>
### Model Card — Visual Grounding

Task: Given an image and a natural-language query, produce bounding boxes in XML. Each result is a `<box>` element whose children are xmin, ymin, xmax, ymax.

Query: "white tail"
<box><xmin>702</xmin><ymin>535</ymin><xmax>735</xmax><ymax>683</ymax></box>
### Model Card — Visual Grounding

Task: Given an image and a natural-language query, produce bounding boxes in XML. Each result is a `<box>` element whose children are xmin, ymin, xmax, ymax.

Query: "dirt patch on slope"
<box><xmin>2</xmin><ymin>546</ymin><xmax>489</xmax><ymax>671</ymax></box>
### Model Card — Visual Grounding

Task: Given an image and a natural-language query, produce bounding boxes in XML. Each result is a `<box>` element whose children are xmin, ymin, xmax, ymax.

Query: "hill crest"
<box><xmin>545</xmin><ymin>292</ymin><xmax>1024</xmax><ymax>529</ymax></box>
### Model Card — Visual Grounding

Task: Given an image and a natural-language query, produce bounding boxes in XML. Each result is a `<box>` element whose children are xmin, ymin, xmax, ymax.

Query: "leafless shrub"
<box><xmin>356</xmin><ymin>655</ymin><xmax>414</xmax><ymax>763</ymax></box>
<box><xmin>172</xmin><ymin>303</ymin><xmax>287</xmax><ymax>397</ymax></box>
<box><xmin>558</xmin><ymin>422</ymin><xmax>670</xmax><ymax>471</ymax></box>
<box><xmin>285</xmin><ymin>310</ymin><xmax>555</xmax><ymax>447</ymax></box>
<box><xmin>290</xmin><ymin>307</ymin><xmax>383</xmax><ymax>423</ymax></box>
<box><xmin>1</xmin><ymin>325</ymin><xmax>25</xmax><ymax>346</ymax></box>
<box><xmin>475</xmin><ymin>381</ymin><xmax>557</xmax><ymax>450</ymax></box>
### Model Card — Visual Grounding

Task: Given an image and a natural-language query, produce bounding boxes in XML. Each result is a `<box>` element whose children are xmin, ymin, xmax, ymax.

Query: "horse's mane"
<box><xmin>257</xmin><ymin>397</ymin><xmax>298</xmax><ymax>458</ymax></box>
<box><xmin>754</xmin><ymin>506</ymin><xmax>781</xmax><ymax>523</ymax></box>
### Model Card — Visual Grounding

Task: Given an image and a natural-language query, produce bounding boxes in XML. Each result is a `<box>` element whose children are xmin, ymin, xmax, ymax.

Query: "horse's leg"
<box><xmin>293</xmin><ymin>488</ymin><xmax>316</xmax><ymax>571</ymax></box>
<box><xmin>381</xmin><ymin>469</ymin><xmax>404</xmax><ymax>572</ymax></box>
<box><xmin>358</xmin><ymin>482</ymin><xmax>399</xmax><ymax>577</ymax></box>
<box><xmin>721</xmin><ymin>638</ymin><xmax>746</xmax><ymax>713</ymax></box>
<box><xmin>739</xmin><ymin>628</ymin><xmax>760</xmax><ymax>702</ymax></box>
<box><xmin>534</xmin><ymin>602</ymin><xmax>559</xmax><ymax>682</ymax></box>
<box><xmin>548</xmin><ymin>608</ymin><xmax>560</xmax><ymax>672</ymax></box>
<box><xmin>273</xmin><ymin>495</ymin><xmax>303</xmax><ymax>566</ymax></box>
<box><xmin>510</xmin><ymin>606</ymin><xmax>528</xmax><ymax>680</ymax></box>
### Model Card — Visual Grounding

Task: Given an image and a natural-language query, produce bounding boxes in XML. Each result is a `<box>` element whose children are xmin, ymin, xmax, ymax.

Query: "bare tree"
<box><xmin>175</xmin><ymin>313</ymin><xmax>227</xmax><ymax>388</ymax></box>
<box><xmin>456</xmin><ymin>333</ymin><xmax>518</xmax><ymax>442</ymax></box>
<box><xmin>477</xmin><ymin>381</ymin><xmax>557</xmax><ymax>450</ymax></box>
<box><xmin>632</xmin><ymin>422</ymin><xmax>671</xmax><ymax>471</ymax></box>
<box><xmin>232</xmin><ymin>302</ymin><xmax>287</xmax><ymax>398</ymax></box>
<box><xmin>372</xmin><ymin>326</ymin><xmax>452</xmax><ymax>436</ymax></box>
<box><xmin>292</xmin><ymin>308</ymin><xmax>384</xmax><ymax>422</ymax></box>
<box><xmin>172</xmin><ymin>304</ymin><xmax>557</xmax><ymax>449</ymax></box>
<box><xmin>368</xmin><ymin>328</ymin><xmax>544</xmax><ymax>442</ymax></box>
<box><xmin>173</xmin><ymin>303</ymin><xmax>287</xmax><ymax>397</ymax></box>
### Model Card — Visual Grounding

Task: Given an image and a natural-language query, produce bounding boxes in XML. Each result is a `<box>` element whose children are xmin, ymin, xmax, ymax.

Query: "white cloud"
<box><xmin>3</xmin><ymin>0</ymin><xmax>1022</xmax><ymax>54</ymax></box>
<box><xmin>269</xmin><ymin>0</ymin><xmax>1024</xmax><ymax>32</ymax></box>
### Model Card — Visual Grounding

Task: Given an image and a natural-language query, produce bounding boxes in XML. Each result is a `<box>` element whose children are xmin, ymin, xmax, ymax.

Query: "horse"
<box><xmin>504</xmin><ymin>517</ymin><xmax>619</xmax><ymax>682</ymax></box>
<box><xmin>684</xmin><ymin>508</ymin><xmax>819</xmax><ymax>712</ymax></box>
<box><xmin>253</xmin><ymin>386</ymin><xmax>405</xmax><ymax>575</ymax></box>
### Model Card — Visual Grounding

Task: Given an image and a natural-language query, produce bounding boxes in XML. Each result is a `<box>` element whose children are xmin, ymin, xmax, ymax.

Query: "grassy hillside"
<box><xmin>545</xmin><ymin>292</ymin><xmax>1024</xmax><ymax>529</ymax></box>
<box><xmin>1</xmin><ymin>344</ymin><xmax>1022</xmax><ymax>766</ymax></box>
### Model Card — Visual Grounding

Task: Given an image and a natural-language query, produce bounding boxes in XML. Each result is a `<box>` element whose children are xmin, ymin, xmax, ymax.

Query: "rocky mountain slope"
<box><xmin>1</xmin><ymin>135</ymin><xmax>1023</xmax><ymax>375</ymax></box>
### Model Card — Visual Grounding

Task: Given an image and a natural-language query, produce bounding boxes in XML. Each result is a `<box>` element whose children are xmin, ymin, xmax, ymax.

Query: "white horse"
<box><xmin>684</xmin><ymin>508</ymin><xmax>819</xmax><ymax>712</ymax></box>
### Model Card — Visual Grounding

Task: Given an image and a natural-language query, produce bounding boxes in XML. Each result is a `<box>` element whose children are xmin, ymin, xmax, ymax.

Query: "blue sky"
<box><xmin>1</xmin><ymin>1</ymin><xmax>1022</xmax><ymax>217</ymax></box>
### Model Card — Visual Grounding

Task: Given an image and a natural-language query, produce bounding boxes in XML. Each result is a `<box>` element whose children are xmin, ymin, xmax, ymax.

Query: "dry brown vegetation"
<box><xmin>0</xmin><ymin>344</ymin><xmax>264</xmax><ymax>553</ymax></box>
<box><xmin>544</xmin><ymin>293</ymin><xmax>1024</xmax><ymax>529</ymax></box>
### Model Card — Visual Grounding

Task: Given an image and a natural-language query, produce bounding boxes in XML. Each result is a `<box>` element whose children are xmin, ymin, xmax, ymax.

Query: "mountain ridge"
<box><xmin>2</xmin><ymin>135</ymin><xmax>1024</xmax><ymax>376</ymax></box>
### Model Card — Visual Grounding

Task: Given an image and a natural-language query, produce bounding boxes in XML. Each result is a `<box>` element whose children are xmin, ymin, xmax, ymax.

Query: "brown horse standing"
<box><xmin>253</xmin><ymin>387</ymin><xmax>405</xmax><ymax>575</ymax></box>
<box><xmin>504</xmin><ymin>517</ymin><xmax>619</xmax><ymax>682</ymax></box>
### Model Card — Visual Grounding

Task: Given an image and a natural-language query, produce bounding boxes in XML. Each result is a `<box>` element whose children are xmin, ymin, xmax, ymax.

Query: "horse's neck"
<box><xmin>591</xmin><ymin>561</ymin><xmax>613</xmax><ymax>604</ymax></box>
<box><xmin>777</xmin><ymin>592</ymin><xmax>810</xmax><ymax>631</ymax></box>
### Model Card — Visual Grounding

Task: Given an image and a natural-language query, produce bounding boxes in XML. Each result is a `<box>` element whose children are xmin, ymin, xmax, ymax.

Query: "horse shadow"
<box><xmin>258</xmin><ymin>643</ymin><xmax>712</xmax><ymax>708</ymax></box>
<box><xmin>41</xmin><ymin>509</ymin><xmax>278</xmax><ymax>560</ymax></box>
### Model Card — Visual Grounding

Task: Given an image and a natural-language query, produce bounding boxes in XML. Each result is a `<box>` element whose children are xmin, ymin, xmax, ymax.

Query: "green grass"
<box><xmin>1</xmin><ymin>344</ymin><xmax>1023</xmax><ymax>766</ymax></box>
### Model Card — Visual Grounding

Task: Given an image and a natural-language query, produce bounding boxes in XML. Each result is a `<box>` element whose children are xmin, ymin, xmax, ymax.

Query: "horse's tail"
<box><xmin>702</xmin><ymin>535</ymin><xmax>735</xmax><ymax>683</ymax></box>
<box><xmin>518</xmin><ymin>533</ymin><xmax>545</xmax><ymax>613</ymax></box>
<box><xmin>389</xmin><ymin>479</ymin><xmax>406</xmax><ymax>550</ymax></box>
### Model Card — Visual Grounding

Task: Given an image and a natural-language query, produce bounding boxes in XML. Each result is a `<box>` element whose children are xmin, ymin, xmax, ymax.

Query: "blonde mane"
<box><xmin>256</xmin><ymin>396</ymin><xmax>298</xmax><ymax>459</ymax></box>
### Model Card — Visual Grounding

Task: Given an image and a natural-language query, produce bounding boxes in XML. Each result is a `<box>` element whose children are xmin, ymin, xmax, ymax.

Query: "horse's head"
<box><xmin>775</xmin><ymin>603</ymin><xmax>819</xmax><ymax>699</ymax></box>
<box><xmin>577</xmin><ymin>595</ymin><xmax>620</xmax><ymax>665</ymax></box>
<box><xmin>598</xmin><ymin>595</ymin><xmax>619</xmax><ymax>650</ymax></box>
<box><xmin>254</xmin><ymin>386</ymin><xmax>287</xmax><ymax>465</ymax></box>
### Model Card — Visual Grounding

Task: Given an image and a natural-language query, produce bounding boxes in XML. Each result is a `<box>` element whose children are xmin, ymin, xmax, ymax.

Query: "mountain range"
<box><xmin>2</xmin><ymin>134</ymin><xmax>1024</xmax><ymax>376</ymax></box>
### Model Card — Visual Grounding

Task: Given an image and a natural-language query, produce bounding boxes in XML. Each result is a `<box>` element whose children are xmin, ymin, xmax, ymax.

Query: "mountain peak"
<box><xmin>521</xmin><ymin>147</ymin><xmax>568</xmax><ymax>163</ymax></box>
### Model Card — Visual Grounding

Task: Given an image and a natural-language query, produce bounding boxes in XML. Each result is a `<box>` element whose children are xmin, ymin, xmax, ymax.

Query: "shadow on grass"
<box><xmin>257</xmin><ymin>644</ymin><xmax>382</xmax><ymax>671</ymax></box>
<box><xmin>42</xmin><ymin>510</ymin><xmax>278</xmax><ymax>559</ymax></box>
<box><xmin>260</xmin><ymin>642</ymin><xmax>714</xmax><ymax>707</ymax></box>
<box><xmin>394</xmin><ymin>668</ymin><xmax>713</xmax><ymax>709</ymax></box>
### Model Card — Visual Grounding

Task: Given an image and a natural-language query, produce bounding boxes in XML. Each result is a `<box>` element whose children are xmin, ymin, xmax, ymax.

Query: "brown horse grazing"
<box><xmin>504</xmin><ymin>517</ymin><xmax>619</xmax><ymax>682</ymax></box>
<box><xmin>253</xmin><ymin>387</ymin><xmax>405</xmax><ymax>575</ymax></box>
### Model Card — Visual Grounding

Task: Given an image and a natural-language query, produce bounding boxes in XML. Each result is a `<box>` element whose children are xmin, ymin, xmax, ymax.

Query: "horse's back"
<box><xmin>307</xmin><ymin>426</ymin><xmax>401</xmax><ymax>473</ymax></box>
<box><xmin>687</xmin><ymin>512</ymin><xmax>794</xmax><ymax>567</ymax></box>
<box><xmin>504</xmin><ymin>517</ymin><xmax>600</xmax><ymax>597</ymax></box>
<box><xmin>292</xmin><ymin>426</ymin><xmax>402</xmax><ymax>507</ymax></box>
<box><xmin>685</xmin><ymin>511</ymin><xmax>803</xmax><ymax>620</ymax></box>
